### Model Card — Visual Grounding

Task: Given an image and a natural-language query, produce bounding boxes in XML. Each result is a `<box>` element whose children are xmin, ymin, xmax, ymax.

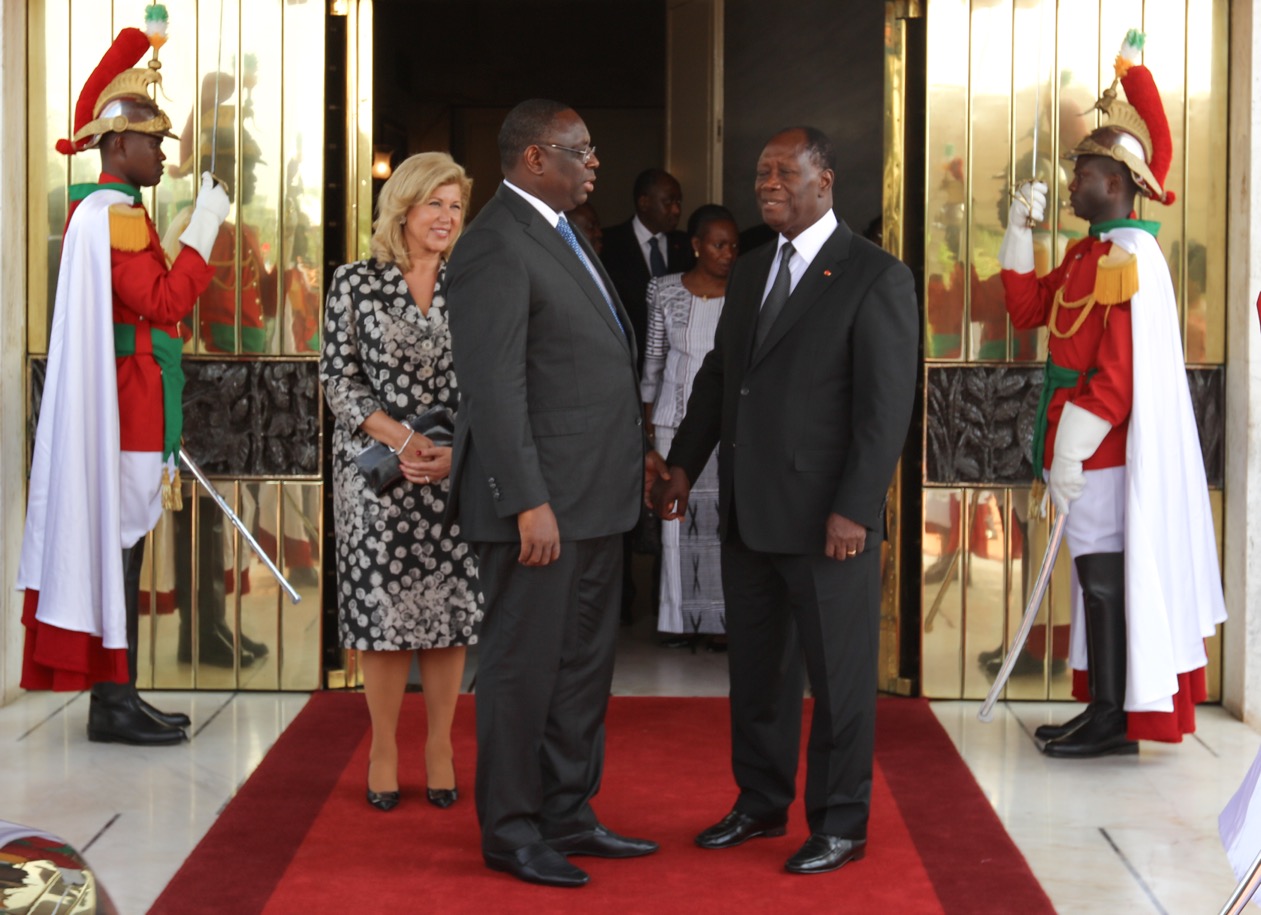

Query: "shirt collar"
<box><xmin>776</xmin><ymin>208</ymin><xmax>838</xmax><ymax>267</ymax></box>
<box><xmin>632</xmin><ymin>214</ymin><xmax>658</xmax><ymax>246</ymax></box>
<box><xmin>503</xmin><ymin>179</ymin><xmax>561</xmax><ymax>228</ymax></box>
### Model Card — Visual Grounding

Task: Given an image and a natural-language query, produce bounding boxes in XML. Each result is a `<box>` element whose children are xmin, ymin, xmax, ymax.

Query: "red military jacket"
<box><xmin>78</xmin><ymin>173</ymin><xmax>215</xmax><ymax>452</ymax></box>
<box><xmin>1002</xmin><ymin>227</ymin><xmax>1137</xmax><ymax>471</ymax></box>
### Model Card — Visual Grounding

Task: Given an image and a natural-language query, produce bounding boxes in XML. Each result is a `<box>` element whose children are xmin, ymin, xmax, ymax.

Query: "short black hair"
<box><xmin>632</xmin><ymin>167</ymin><xmax>676</xmax><ymax>203</ymax></box>
<box><xmin>498</xmin><ymin>98</ymin><xmax>571</xmax><ymax>172</ymax></box>
<box><xmin>686</xmin><ymin>203</ymin><xmax>737</xmax><ymax>240</ymax></box>
<box><xmin>773</xmin><ymin>125</ymin><xmax>837</xmax><ymax>174</ymax></box>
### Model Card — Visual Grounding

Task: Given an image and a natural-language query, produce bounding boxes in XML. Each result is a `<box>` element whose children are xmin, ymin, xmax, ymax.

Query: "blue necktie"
<box><xmin>557</xmin><ymin>215</ymin><xmax>625</xmax><ymax>334</ymax></box>
<box><xmin>648</xmin><ymin>235</ymin><xmax>667</xmax><ymax>277</ymax></box>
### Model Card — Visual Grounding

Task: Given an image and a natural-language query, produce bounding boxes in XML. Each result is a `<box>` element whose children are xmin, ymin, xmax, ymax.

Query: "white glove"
<box><xmin>179</xmin><ymin>172</ymin><xmax>231</xmax><ymax>262</ymax></box>
<box><xmin>1047</xmin><ymin>401</ymin><xmax>1112</xmax><ymax>516</ymax></box>
<box><xmin>997</xmin><ymin>180</ymin><xmax>1047</xmax><ymax>273</ymax></box>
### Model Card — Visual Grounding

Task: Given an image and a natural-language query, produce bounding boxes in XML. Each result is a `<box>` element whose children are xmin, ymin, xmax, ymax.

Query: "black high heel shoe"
<box><xmin>366</xmin><ymin>788</ymin><xmax>401</xmax><ymax>811</ymax></box>
<box><xmin>426</xmin><ymin>787</ymin><xmax>458</xmax><ymax>809</ymax></box>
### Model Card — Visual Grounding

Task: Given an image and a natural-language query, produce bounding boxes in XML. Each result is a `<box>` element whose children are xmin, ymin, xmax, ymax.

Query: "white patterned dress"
<box><xmin>640</xmin><ymin>273</ymin><xmax>726</xmax><ymax>635</ymax></box>
<box><xmin>320</xmin><ymin>259</ymin><xmax>482</xmax><ymax>650</ymax></box>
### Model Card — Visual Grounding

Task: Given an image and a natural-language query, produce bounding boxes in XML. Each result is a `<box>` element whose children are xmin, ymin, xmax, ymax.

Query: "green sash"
<box><xmin>113</xmin><ymin>324</ymin><xmax>185</xmax><ymax>461</ymax></box>
<box><xmin>1030</xmin><ymin>357</ymin><xmax>1096</xmax><ymax>479</ymax></box>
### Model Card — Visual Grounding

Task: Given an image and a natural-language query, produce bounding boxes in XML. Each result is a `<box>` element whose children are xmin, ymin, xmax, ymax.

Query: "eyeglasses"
<box><xmin>544</xmin><ymin>143</ymin><xmax>597</xmax><ymax>165</ymax></box>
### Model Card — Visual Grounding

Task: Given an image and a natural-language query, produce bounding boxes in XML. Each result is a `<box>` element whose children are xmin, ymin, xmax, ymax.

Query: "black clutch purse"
<box><xmin>353</xmin><ymin>406</ymin><xmax>455</xmax><ymax>495</ymax></box>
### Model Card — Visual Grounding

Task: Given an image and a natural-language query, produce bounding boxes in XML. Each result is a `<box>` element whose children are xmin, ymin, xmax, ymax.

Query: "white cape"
<box><xmin>15</xmin><ymin>189</ymin><xmax>160</xmax><ymax>648</ymax></box>
<box><xmin>1066</xmin><ymin>227</ymin><xmax>1227</xmax><ymax>713</ymax></box>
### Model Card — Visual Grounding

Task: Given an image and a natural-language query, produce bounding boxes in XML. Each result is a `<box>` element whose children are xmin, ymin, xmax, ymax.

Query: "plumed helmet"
<box><xmin>1066</xmin><ymin>30</ymin><xmax>1176</xmax><ymax>206</ymax></box>
<box><xmin>55</xmin><ymin>18</ymin><xmax>176</xmax><ymax>156</ymax></box>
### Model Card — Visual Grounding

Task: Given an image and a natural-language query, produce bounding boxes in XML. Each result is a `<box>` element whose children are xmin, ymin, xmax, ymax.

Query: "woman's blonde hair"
<box><xmin>370</xmin><ymin>152</ymin><xmax>473</xmax><ymax>269</ymax></box>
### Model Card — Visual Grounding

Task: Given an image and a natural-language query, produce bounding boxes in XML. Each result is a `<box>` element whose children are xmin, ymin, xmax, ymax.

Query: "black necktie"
<box><xmin>755</xmin><ymin>242</ymin><xmax>795</xmax><ymax>351</ymax></box>
<box><xmin>648</xmin><ymin>235</ymin><xmax>667</xmax><ymax>277</ymax></box>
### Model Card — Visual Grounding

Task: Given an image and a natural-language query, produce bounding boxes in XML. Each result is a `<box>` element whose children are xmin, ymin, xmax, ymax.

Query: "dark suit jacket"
<box><xmin>600</xmin><ymin>219</ymin><xmax>694</xmax><ymax>371</ymax></box>
<box><xmin>667</xmin><ymin>219</ymin><xmax>919</xmax><ymax>555</ymax></box>
<box><xmin>445</xmin><ymin>184</ymin><xmax>644</xmax><ymax>543</ymax></box>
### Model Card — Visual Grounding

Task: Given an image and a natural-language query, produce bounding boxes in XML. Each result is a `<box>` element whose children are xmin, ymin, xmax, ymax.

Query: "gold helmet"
<box><xmin>55</xmin><ymin>19</ymin><xmax>175</xmax><ymax>156</ymax></box>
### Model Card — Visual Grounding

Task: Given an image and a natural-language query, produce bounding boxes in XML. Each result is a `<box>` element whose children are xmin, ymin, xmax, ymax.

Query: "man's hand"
<box><xmin>651</xmin><ymin>467</ymin><xmax>692</xmax><ymax>521</ymax></box>
<box><xmin>825</xmin><ymin>513</ymin><xmax>867</xmax><ymax>562</ymax></box>
<box><xmin>644</xmin><ymin>450</ymin><xmax>670</xmax><ymax>507</ymax></box>
<box><xmin>518</xmin><ymin>503</ymin><xmax>561</xmax><ymax>566</ymax></box>
<box><xmin>996</xmin><ymin>180</ymin><xmax>1047</xmax><ymax>273</ymax></box>
<box><xmin>179</xmin><ymin>172</ymin><xmax>232</xmax><ymax>263</ymax></box>
<box><xmin>1047</xmin><ymin>402</ymin><xmax>1111</xmax><ymax>516</ymax></box>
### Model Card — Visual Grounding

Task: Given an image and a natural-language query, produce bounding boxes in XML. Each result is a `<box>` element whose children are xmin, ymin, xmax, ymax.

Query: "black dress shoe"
<box><xmin>426</xmin><ymin>787</ymin><xmax>458</xmax><ymax>809</ymax></box>
<box><xmin>1033</xmin><ymin>707</ymin><xmax>1093</xmax><ymax>743</ymax></box>
<box><xmin>546</xmin><ymin>825</ymin><xmax>659</xmax><ymax>858</ymax></box>
<box><xmin>695</xmin><ymin>809</ymin><xmax>788</xmax><ymax>849</ymax></box>
<box><xmin>137</xmin><ymin>695</ymin><xmax>191</xmax><ymax>729</ymax></box>
<box><xmin>87</xmin><ymin>689</ymin><xmax>187</xmax><ymax>746</ymax></box>
<box><xmin>366</xmin><ymin>788</ymin><xmax>400</xmax><ymax>811</ymax></box>
<box><xmin>1041</xmin><ymin>711</ymin><xmax>1138</xmax><ymax>758</ymax></box>
<box><xmin>484</xmin><ymin>842</ymin><xmax>589</xmax><ymax>888</ymax></box>
<box><xmin>785</xmin><ymin>834</ymin><xmax>867</xmax><ymax>874</ymax></box>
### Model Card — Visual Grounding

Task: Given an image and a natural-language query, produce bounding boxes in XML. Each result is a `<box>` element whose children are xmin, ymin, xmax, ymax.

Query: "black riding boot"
<box><xmin>1043</xmin><ymin>552</ymin><xmax>1137</xmax><ymax>758</ymax></box>
<box><xmin>87</xmin><ymin>546</ymin><xmax>187</xmax><ymax>746</ymax></box>
<box><xmin>119</xmin><ymin>542</ymin><xmax>191</xmax><ymax>728</ymax></box>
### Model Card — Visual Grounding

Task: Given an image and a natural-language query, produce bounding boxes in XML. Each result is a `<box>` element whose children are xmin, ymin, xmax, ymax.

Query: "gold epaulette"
<box><xmin>1094</xmin><ymin>245</ymin><xmax>1139</xmax><ymax>306</ymax></box>
<box><xmin>109</xmin><ymin>204</ymin><xmax>149</xmax><ymax>252</ymax></box>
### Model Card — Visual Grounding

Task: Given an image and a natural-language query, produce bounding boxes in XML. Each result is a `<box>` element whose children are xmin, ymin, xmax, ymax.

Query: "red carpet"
<box><xmin>151</xmin><ymin>695</ymin><xmax>1052</xmax><ymax>914</ymax></box>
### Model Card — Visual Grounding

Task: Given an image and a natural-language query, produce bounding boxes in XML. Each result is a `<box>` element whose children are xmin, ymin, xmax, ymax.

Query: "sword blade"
<box><xmin>978</xmin><ymin>511</ymin><xmax>1066</xmax><ymax>722</ymax></box>
<box><xmin>1219</xmin><ymin>846</ymin><xmax>1261</xmax><ymax>915</ymax></box>
<box><xmin>179</xmin><ymin>448</ymin><xmax>302</xmax><ymax>604</ymax></box>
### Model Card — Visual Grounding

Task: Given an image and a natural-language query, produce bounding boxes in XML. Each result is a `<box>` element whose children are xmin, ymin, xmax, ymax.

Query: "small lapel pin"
<box><xmin>823</xmin><ymin>269</ymin><xmax>832</xmax><ymax>277</ymax></box>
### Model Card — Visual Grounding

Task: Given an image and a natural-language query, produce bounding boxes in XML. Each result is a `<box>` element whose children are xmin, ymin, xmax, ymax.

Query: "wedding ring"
<box><xmin>423</xmin><ymin>475</ymin><xmax>430</xmax><ymax>484</ymax></box>
<box><xmin>846</xmin><ymin>549</ymin><xmax>857</xmax><ymax>556</ymax></box>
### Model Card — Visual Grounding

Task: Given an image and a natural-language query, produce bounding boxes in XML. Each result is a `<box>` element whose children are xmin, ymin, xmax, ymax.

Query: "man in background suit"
<box><xmin>600</xmin><ymin>168</ymin><xmax>692</xmax><ymax>626</ymax></box>
<box><xmin>446</xmin><ymin>99</ymin><xmax>658</xmax><ymax>888</ymax></box>
<box><xmin>600</xmin><ymin>167</ymin><xmax>694</xmax><ymax>373</ymax></box>
<box><xmin>651</xmin><ymin>127</ymin><xmax>919</xmax><ymax>875</ymax></box>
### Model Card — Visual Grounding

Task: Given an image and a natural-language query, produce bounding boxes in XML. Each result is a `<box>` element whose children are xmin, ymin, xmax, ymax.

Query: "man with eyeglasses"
<box><xmin>446</xmin><ymin>98</ymin><xmax>658</xmax><ymax>888</ymax></box>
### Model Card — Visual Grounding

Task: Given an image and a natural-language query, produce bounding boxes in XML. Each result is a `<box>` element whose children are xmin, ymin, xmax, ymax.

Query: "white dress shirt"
<box><xmin>760</xmin><ymin>208</ymin><xmax>839</xmax><ymax>306</ymax></box>
<box><xmin>632</xmin><ymin>214</ymin><xmax>666</xmax><ymax>273</ymax></box>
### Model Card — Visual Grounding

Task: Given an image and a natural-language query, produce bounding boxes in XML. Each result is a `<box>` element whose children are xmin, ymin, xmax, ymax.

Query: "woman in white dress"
<box><xmin>641</xmin><ymin>205</ymin><xmax>738</xmax><ymax>644</ymax></box>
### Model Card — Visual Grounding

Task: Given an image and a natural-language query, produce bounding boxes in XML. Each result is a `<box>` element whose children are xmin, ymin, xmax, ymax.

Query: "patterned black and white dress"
<box><xmin>640</xmin><ymin>273</ymin><xmax>726</xmax><ymax>635</ymax></box>
<box><xmin>320</xmin><ymin>259</ymin><xmax>482</xmax><ymax>650</ymax></box>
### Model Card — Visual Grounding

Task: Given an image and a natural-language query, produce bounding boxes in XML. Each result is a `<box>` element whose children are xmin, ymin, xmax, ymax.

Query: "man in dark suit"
<box><xmin>600</xmin><ymin>167</ymin><xmax>694</xmax><ymax>373</ymax></box>
<box><xmin>650</xmin><ymin>126</ymin><xmax>919</xmax><ymax>875</ymax></box>
<box><xmin>446</xmin><ymin>99</ymin><xmax>658</xmax><ymax>889</ymax></box>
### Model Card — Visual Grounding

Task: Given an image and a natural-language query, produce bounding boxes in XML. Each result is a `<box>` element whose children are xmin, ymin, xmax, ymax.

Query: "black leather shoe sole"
<box><xmin>1042</xmin><ymin>737</ymin><xmax>1138</xmax><ymax>758</ymax></box>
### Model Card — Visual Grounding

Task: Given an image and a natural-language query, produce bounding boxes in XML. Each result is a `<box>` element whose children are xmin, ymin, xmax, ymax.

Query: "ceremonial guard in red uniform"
<box><xmin>1000</xmin><ymin>31</ymin><xmax>1226</xmax><ymax>757</ymax></box>
<box><xmin>16</xmin><ymin>17</ymin><xmax>230</xmax><ymax>744</ymax></box>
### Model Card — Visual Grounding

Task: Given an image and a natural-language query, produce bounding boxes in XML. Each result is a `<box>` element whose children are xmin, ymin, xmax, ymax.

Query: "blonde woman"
<box><xmin>321</xmin><ymin>153</ymin><xmax>482</xmax><ymax>811</ymax></box>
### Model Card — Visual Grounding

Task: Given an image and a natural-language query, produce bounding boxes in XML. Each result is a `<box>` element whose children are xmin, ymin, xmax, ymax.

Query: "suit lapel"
<box><xmin>500</xmin><ymin>187</ymin><xmax>631</xmax><ymax>351</ymax></box>
<box><xmin>733</xmin><ymin>243</ymin><xmax>776</xmax><ymax>366</ymax></box>
<box><xmin>749</xmin><ymin>222</ymin><xmax>854</xmax><ymax>366</ymax></box>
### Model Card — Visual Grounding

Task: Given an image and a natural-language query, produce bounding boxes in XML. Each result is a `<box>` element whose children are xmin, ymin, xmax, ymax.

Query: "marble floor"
<box><xmin>1</xmin><ymin>616</ymin><xmax>1256</xmax><ymax>914</ymax></box>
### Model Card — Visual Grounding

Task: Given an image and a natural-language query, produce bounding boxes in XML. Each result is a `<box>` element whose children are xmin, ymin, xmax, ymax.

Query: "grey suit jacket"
<box><xmin>667</xmin><ymin>219</ymin><xmax>919</xmax><ymax>555</ymax></box>
<box><xmin>445</xmin><ymin>184</ymin><xmax>644</xmax><ymax>543</ymax></box>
